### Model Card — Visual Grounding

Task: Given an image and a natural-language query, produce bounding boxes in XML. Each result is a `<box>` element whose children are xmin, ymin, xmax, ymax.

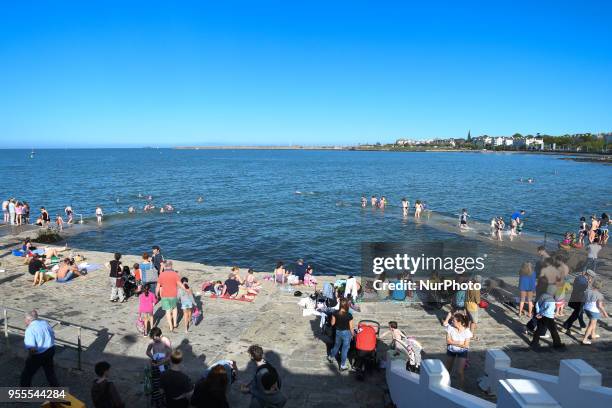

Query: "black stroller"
<box><xmin>121</xmin><ymin>267</ymin><xmax>138</xmax><ymax>299</ymax></box>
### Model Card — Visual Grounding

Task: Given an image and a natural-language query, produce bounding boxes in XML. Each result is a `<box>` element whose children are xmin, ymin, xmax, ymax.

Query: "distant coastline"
<box><xmin>173</xmin><ymin>145</ymin><xmax>611</xmax><ymax>163</ymax></box>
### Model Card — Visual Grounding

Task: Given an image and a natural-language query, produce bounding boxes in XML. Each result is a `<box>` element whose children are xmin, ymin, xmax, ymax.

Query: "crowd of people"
<box><xmin>11</xmin><ymin>196</ymin><xmax>611</xmax><ymax>403</ymax></box>
<box><xmin>20</xmin><ymin>308</ymin><xmax>286</xmax><ymax>408</ymax></box>
<box><xmin>360</xmin><ymin>195</ymin><xmax>429</xmax><ymax>219</ymax></box>
<box><xmin>2</xmin><ymin>198</ymin><xmax>31</xmax><ymax>225</ymax></box>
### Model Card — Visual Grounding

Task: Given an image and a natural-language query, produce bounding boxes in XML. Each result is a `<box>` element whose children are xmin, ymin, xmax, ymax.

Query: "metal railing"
<box><xmin>0</xmin><ymin>305</ymin><xmax>103</xmax><ymax>371</ymax></box>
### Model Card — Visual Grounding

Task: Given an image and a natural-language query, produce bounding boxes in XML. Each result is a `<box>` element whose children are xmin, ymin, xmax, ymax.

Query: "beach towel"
<box><xmin>78</xmin><ymin>263</ymin><xmax>102</xmax><ymax>272</ymax></box>
<box><xmin>210</xmin><ymin>294</ymin><xmax>254</xmax><ymax>302</ymax></box>
<box><xmin>12</xmin><ymin>249</ymin><xmax>24</xmax><ymax>257</ymax></box>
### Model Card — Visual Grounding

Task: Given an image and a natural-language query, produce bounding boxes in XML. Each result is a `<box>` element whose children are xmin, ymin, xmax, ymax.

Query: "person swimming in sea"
<box><xmin>197</xmin><ymin>196</ymin><xmax>204</xmax><ymax>203</ymax></box>
<box><xmin>371</xmin><ymin>195</ymin><xmax>378</xmax><ymax>208</ymax></box>
<box><xmin>361</xmin><ymin>196</ymin><xmax>367</xmax><ymax>208</ymax></box>
<box><xmin>128</xmin><ymin>206</ymin><xmax>136</xmax><ymax>214</ymax></box>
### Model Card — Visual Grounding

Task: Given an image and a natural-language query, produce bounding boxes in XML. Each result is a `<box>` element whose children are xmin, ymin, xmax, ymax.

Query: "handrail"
<box><xmin>0</xmin><ymin>304</ymin><xmax>104</xmax><ymax>371</ymax></box>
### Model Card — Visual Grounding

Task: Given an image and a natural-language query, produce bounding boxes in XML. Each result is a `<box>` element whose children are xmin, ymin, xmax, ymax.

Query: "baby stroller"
<box><xmin>122</xmin><ymin>271</ymin><xmax>138</xmax><ymax>299</ymax></box>
<box><xmin>350</xmin><ymin>320</ymin><xmax>380</xmax><ymax>380</ymax></box>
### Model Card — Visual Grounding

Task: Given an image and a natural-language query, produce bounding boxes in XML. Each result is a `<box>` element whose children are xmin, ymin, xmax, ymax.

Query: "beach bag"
<box><xmin>192</xmin><ymin>306</ymin><xmax>202</xmax><ymax>326</ymax></box>
<box><xmin>136</xmin><ymin>315</ymin><xmax>145</xmax><ymax>333</ymax></box>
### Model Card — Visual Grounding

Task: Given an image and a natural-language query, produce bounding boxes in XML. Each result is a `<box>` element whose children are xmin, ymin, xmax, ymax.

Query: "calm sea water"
<box><xmin>1</xmin><ymin>149</ymin><xmax>610</xmax><ymax>274</ymax></box>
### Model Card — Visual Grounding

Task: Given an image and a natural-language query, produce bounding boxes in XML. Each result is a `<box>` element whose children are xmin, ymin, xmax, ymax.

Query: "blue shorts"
<box><xmin>446</xmin><ymin>349</ymin><xmax>468</xmax><ymax>358</ymax></box>
<box><xmin>585</xmin><ymin>310</ymin><xmax>600</xmax><ymax>320</ymax></box>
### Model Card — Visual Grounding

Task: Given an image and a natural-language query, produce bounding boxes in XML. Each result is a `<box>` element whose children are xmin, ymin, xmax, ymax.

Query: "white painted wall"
<box><xmin>484</xmin><ymin>349</ymin><xmax>612</xmax><ymax>408</ymax></box>
<box><xmin>386</xmin><ymin>352</ymin><xmax>561</xmax><ymax>408</ymax></box>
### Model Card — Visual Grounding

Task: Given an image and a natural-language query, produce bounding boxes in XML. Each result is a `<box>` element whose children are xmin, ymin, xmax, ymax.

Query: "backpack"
<box><xmin>255</xmin><ymin>363</ymin><xmax>282</xmax><ymax>390</ymax></box>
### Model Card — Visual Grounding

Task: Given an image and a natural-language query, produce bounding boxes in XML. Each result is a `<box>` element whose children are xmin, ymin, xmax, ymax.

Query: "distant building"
<box><xmin>474</xmin><ymin>136</ymin><xmax>493</xmax><ymax>147</ymax></box>
<box><xmin>514</xmin><ymin>136</ymin><xmax>544</xmax><ymax>150</ymax></box>
<box><xmin>432</xmin><ymin>138</ymin><xmax>456</xmax><ymax>147</ymax></box>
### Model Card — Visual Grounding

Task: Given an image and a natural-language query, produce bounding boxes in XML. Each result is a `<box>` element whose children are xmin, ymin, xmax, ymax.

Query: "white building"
<box><xmin>493</xmin><ymin>137</ymin><xmax>505</xmax><ymax>147</ymax></box>
<box><xmin>525</xmin><ymin>137</ymin><xmax>544</xmax><ymax>150</ymax></box>
<box><xmin>474</xmin><ymin>136</ymin><xmax>493</xmax><ymax>147</ymax></box>
<box><xmin>513</xmin><ymin>137</ymin><xmax>544</xmax><ymax>150</ymax></box>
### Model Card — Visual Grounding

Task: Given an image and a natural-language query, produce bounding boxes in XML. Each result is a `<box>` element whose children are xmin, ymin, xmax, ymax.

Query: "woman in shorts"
<box><xmin>582</xmin><ymin>281</ymin><xmax>608</xmax><ymax>345</ymax></box>
<box><xmin>178</xmin><ymin>277</ymin><xmax>196</xmax><ymax>333</ymax></box>
<box><xmin>518</xmin><ymin>262</ymin><xmax>536</xmax><ymax>318</ymax></box>
<box><xmin>444</xmin><ymin>313</ymin><xmax>472</xmax><ymax>389</ymax></box>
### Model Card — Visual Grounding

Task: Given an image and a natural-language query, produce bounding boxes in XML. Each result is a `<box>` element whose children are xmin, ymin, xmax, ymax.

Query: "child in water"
<box><xmin>55</xmin><ymin>215</ymin><xmax>64</xmax><ymax>231</ymax></box>
<box><xmin>459</xmin><ymin>209</ymin><xmax>468</xmax><ymax>229</ymax></box>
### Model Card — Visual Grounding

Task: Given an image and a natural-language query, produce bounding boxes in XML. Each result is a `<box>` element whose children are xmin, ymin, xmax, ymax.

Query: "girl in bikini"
<box><xmin>274</xmin><ymin>261</ymin><xmax>287</xmax><ymax>285</ymax></box>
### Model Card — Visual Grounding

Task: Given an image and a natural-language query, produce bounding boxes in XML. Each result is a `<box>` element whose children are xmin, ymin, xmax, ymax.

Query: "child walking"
<box><xmin>138</xmin><ymin>284</ymin><xmax>156</xmax><ymax>337</ymax></box>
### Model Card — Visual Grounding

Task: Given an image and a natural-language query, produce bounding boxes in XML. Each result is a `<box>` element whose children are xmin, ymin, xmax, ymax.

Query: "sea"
<box><xmin>1</xmin><ymin>149</ymin><xmax>610</xmax><ymax>275</ymax></box>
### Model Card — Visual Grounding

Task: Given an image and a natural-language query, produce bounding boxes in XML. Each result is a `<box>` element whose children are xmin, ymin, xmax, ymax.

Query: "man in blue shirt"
<box><xmin>20</xmin><ymin>310</ymin><xmax>59</xmax><ymax>387</ymax></box>
<box><xmin>530</xmin><ymin>293</ymin><xmax>564</xmax><ymax>350</ymax></box>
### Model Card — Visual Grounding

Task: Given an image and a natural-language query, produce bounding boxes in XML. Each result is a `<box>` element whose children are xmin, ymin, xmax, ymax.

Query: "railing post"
<box><xmin>3</xmin><ymin>309</ymin><xmax>8</xmax><ymax>345</ymax></box>
<box><xmin>77</xmin><ymin>326</ymin><xmax>82</xmax><ymax>370</ymax></box>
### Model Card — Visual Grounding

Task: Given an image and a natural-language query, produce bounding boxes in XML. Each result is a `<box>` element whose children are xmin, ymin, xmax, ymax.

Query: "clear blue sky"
<box><xmin>1</xmin><ymin>0</ymin><xmax>611</xmax><ymax>147</ymax></box>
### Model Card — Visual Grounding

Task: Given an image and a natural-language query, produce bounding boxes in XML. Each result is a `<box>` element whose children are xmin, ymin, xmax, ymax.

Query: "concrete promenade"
<box><xmin>0</xmin><ymin>229</ymin><xmax>610</xmax><ymax>407</ymax></box>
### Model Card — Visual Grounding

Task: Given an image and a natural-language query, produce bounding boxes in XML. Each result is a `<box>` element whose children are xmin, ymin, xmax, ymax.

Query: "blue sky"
<box><xmin>1</xmin><ymin>0</ymin><xmax>611</xmax><ymax>147</ymax></box>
